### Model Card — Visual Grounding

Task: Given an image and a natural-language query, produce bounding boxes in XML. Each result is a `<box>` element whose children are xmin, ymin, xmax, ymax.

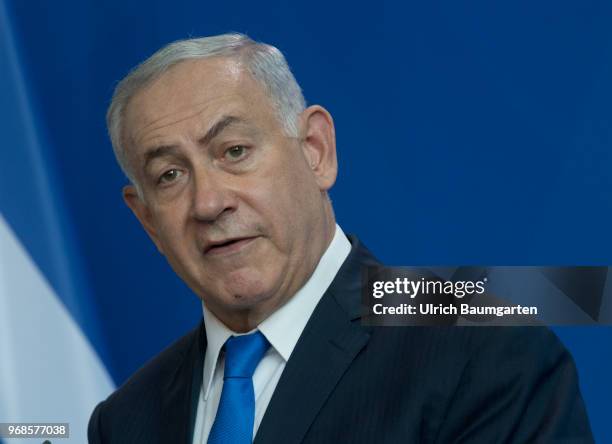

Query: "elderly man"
<box><xmin>88</xmin><ymin>34</ymin><xmax>593</xmax><ymax>443</ymax></box>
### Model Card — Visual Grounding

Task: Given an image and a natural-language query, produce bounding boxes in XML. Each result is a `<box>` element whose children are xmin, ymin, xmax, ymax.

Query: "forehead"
<box><xmin>123</xmin><ymin>57</ymin><xmax>276</xmax><ymax>150</ymax></box>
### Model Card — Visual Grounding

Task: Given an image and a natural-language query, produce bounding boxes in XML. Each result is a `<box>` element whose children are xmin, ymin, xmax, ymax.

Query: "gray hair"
<box><xmin>107</xmin><ymin>33</ymin><xmax>306</xmax><ymax>185</ymax></box>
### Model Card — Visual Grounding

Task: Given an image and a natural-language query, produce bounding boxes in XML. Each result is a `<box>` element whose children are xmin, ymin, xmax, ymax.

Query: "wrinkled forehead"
<box><xmin>122</xmin><ymin>57</ymin><xmax>275</xmax><ymax>152</ymax></box>
<box><xmin>123</xmin><ymin>58</ymin><xmax>240</xmax><ymax>140</ymax></box>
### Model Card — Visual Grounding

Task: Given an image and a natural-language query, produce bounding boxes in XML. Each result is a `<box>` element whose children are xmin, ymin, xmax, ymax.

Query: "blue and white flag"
<box><xmin>0</xmin><ymin>1</ymin><xmax>114</xmax><ymax>442</ymax></box>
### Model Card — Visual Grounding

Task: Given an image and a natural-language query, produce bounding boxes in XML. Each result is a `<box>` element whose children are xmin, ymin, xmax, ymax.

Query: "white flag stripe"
<box><xmin>0</xmin><ymin>215</ymin><xmax>114</xmax><ymax>443</ymax></box>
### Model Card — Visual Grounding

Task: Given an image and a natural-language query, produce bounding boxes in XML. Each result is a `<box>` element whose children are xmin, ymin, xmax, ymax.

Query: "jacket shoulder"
<box><xmin>432</xmin><ymin>326</ymin><xmax>593</xmax><ymax>442</ymax></box>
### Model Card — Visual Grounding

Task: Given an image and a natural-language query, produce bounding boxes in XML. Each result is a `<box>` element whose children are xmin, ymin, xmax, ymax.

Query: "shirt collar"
<box><xmin>200</xmin><ymin>224</ymin><xmax>351</xmax><ymax>400</ymax></box>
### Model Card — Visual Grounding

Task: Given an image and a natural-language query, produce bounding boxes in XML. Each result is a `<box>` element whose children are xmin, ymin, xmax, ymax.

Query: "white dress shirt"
<box><xmin>192</xmin><ymin>224</ymin><xmax>351</xmax><ymax>443</ymax></box>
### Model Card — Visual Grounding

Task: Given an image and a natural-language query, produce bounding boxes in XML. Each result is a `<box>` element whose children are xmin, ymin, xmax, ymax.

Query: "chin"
<box><xmin>226</xmin><ymin>282</ymin><xmax>272</xmax><ymax>305</ymax></box>
<box><xmin>223</xmin><ymin>293</ymin><xmax>271</xmax><ymax>312</ymax></box>
<box><xmin>221</xmin><ymin>270</ymin><xmax>277</xmax><ymax>306</ymax></box>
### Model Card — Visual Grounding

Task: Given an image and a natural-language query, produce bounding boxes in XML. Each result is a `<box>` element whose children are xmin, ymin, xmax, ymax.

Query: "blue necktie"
<box><xmin>208</xmin><ymin>331</ymin><xmax>269</xmax><ymax>444</ymax></box>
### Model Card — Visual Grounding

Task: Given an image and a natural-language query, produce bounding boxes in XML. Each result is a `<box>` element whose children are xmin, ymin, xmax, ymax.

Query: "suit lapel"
<box><xmin>159</xmin><ymin>319</ymin><xmax>206</xmax><ymax>444</ymax></box>
<box><xmin>254</xmin><ymin>237</ymin><xmax>378</xmax><ymax>444</ymax></box>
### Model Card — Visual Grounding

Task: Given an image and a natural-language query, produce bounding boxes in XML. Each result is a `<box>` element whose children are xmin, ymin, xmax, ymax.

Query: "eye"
<box><xmin>224</xmin><ymin>145</ymin><xmax>249</xmax><ymax>161</ymax></box>
<box><xmin>158</xmin><ymin>169</ymin><xmax>183</xmax><ymax>184</ymax></box>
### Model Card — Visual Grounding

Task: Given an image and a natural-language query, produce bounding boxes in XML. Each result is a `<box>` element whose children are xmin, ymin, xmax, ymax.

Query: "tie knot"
<box><xmin>223</xmin><ymin>331</ymin><xmax>269</xmax><ymax>379</ymax></box>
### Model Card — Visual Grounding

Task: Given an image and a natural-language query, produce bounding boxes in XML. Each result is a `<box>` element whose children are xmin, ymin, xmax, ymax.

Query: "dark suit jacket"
<box><xmin>88</xmin><ymin>237</ymin><xmax>593</xmax><ymax>443</ymax></box>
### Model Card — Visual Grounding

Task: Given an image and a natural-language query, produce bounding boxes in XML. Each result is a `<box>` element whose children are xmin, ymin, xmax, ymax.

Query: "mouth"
<box><xmin>204</xmin><ymin>236</ymin><xmax>258</xmax><ymax>256</ymax></box>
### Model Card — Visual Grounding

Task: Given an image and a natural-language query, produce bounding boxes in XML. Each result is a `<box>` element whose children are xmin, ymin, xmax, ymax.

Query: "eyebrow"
<box><xmin>142</xmin><ymin>115</ymin><xmax>247</xmax><ymax>170</ymax></box>
<box><xmin>199</xmin><ymin>115</ymin><xmax>246</xmax><ymax>146</ymax></box>
<box><xmin>143</xmin><ymin>145</ymin><xmax>180</xmax><ymax>171</ymax></box>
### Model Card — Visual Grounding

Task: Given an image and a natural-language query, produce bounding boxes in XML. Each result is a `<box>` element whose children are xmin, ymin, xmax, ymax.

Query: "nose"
<box><xmin>190</xmin><ymin>169</ymin><xmax>237</xmax><ymax>222</ymax></box>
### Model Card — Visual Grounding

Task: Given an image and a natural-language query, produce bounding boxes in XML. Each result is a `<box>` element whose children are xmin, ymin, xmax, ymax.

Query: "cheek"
<box><xmin>249</xmin><ymin>179</ymin><xmax>305</xmax><ymax>229</ymax></box>
<box><xmin>152</xmin><ymin>209</ymin><xmax>193</xmax><ymax>254</ymax></box>
<box><xmin>157</xmin><ymin>219</ymin><xmax>182</xmax><ymax>242</ymax></box>
<box><xmin>251</xmin><ymin>177</ymin><xmax>321</xmax><ymax>250</ymax></box>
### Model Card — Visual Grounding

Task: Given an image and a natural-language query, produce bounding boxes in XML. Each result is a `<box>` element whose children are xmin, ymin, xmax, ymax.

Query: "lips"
<box><xmin>204</xmin><ymin>236</ymin><xmax>258</xmax><ymax>255</ymax></box>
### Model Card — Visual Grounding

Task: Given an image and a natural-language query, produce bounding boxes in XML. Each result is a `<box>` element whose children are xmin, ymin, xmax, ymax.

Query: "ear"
<box><xmin>299</xmin><ymin>105</ymin><xmax>338</xmax><ymax>191</ymax></box>
<box><xmin>123</xmin><ymin>185</ymin><xmax>165</xmax><ymax>254</ymax></box>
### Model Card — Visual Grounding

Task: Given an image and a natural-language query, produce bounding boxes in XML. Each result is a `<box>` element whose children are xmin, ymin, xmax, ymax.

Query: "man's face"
<box><xmin>122</xmin><ymin>58</ymin><xmax>337</xmax><ymax>330</ymax></box>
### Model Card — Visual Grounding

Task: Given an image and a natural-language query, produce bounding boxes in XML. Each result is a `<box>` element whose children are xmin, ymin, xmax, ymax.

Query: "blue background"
<box><xmin>2</xmin><ymin>0</ymin><xmax>611</xmax><ymax>441</ymax></box>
